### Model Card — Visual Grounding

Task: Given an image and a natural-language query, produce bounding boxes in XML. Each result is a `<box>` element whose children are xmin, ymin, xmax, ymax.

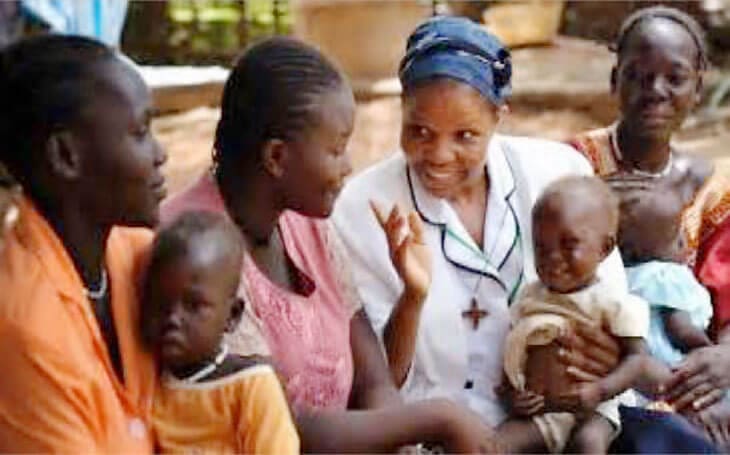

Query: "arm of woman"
<box><xmin>349</xmin><ymin>309</ymin><xmax>402</xmax><ymax>409</ymax></box>
<box><xmin>557</xmin><ymin>338</ymin><xmax>671</xmax><ymax>413</ymax></box>
<box><xmin>371</xmin><ymin>202</ymin><xmax>432</xmax><ymax>387</ymax></box>
<box><xmin>666</xmin><ymin>346</ymin><xmax>730</xmax><ymax>413</ymax></box>
<box><xmin>294</xmin><ymin>398</ymin><xmax>502</xmax><ymax>453</ymax></box>
<box><xmin>383</xmin><ymin>290</ymin><xmax>427</xmax><ymax>387</ymax></box>
<box><xmin>297</xmin><ymin>274</ymin><xmax>495</xmax><ymax>452</ymax></box>
<box><xmin>668</xmin><ymin>215</ymin><xmax>730</xmax><ymax>413</ymax></box>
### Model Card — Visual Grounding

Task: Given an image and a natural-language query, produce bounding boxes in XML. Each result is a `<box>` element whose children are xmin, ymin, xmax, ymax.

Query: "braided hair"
<box><xmin>612</xmin><ymin>6</ymin><xmax>709</xmax><ymax>71</ymax></box>
<box><xmin>213</xmin><ymin>37</ymin><xmax>346</xmax><ymax>173</ymax></box>
<box><xmin>0</xmin><ymin>35</ymin><xmax>116</xmax><ymax>187</ymax></box>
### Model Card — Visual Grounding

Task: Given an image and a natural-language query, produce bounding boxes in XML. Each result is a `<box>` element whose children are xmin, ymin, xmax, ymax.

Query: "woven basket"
<box><xmin>482</xmin><ymin>0</ymin><xmax>565</xmax><ymax>48</ymax></box>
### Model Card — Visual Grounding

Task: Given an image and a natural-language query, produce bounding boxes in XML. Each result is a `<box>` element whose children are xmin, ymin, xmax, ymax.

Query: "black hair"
<box><xmin>612</xmin><ymin>6</ymin><xmax>709</xmax><ymax>71</ymax></box>
<box><xmin>213</xmin><ymin>36</ymin><xmax>346</xmax><ymax>173</ymax></box>
<box><xmin>0</xmin><ymin>35</ymin><xmax>116</xmax><ymax>185</ymax></box>
<box><xmin>534</xmin><ymin>175</ymin><xmax>620</xmax><ymax>235</ymax></box>
<box><xmin>142</xmin><ymin>212</ymin><xmax>245</xmax><ymax>349</ymax></box>
<box><xmin>150</xmin><ymin>211</ymin><xmax>244</xmax><ymax>275</ymax></box>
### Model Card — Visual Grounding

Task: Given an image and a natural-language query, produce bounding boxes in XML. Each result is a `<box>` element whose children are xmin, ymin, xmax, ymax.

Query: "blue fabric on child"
<box><xmin>626</xmin><ymin>261</ymin><xmax>712</xmax><ymax>366</ymax></box>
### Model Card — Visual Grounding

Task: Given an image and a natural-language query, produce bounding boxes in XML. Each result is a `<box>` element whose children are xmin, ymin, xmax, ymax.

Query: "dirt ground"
<box><xmin>154</xmin><ymin>99</ymin><xmax>730</xmax><ymax>195</ymax></box>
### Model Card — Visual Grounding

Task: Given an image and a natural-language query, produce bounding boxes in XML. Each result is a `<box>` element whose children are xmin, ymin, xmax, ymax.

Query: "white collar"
<box><xmin>406</xmin><ymin>136</ymin><xmax>523</xmax><ymax>298</ymax></box>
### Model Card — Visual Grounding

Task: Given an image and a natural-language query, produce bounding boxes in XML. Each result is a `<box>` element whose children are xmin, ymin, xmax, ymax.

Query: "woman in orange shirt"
<box><xmin>0</xmin><ymin>35</ymin><xmax>167</xmax><ymax>452</ymax></box>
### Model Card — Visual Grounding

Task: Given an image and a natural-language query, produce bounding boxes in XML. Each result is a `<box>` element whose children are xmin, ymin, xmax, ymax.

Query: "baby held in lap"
<box><xmin>142</xmin><ymin>212</ymin><xmax>299</xmax><ymax>454</ymax></box>
<box><xmin>618</xmin><ymin>175</ymin><xmax>713</xmax><ymax>370</ymax></box>
<box><xmin>503</xmin><ymin>176</ymin><xmax>670</xmax><ymax>454</ymax></box>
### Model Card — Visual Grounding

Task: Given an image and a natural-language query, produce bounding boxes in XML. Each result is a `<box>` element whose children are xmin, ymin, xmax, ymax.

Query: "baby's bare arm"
<box><xmin>663</xmin><ymin>309</ymin><xmax>713</xmax><ymax>352</ymax></box>
<box><xmin>595</xmin><ymin>337</ymin><xmax>672</xmax><ymax>401</ymax></box>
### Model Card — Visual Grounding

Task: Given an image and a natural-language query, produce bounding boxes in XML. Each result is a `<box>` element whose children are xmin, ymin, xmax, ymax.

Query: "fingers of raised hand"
<box><xmin>371</xmin><ymin>201</ymin><xmax>408</xmax><ymax>251</ymax></box>
<box><xmin>386</xmin><ymin>204</ymin><xmax>405</xmax><ymax>238</ymax></box>
<box><xmin>369</xmin><ymin>200</ymin><xmax>388</xmax><ymax>227</ymax></box>
<box><xmin>370</xmin><ymin>200</ymin><xmax>404</xmax><ymax>233</ymax></box>
<box><xmin>407</xmin><ymin>211</ymin><xmax>426</xmax><ymax>243</ymax></box>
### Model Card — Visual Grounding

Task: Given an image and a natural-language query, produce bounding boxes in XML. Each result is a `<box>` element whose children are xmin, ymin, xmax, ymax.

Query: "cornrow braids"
<box><xmin>0</xmin><ymin>35</ymin><xmax>116</xmax><ymax>185</ymax></box>
<box><xmin>612</xmin><ymin>6</ymin><xmax>709</xmax><ymax>71</ymax></box>
<box><xmin>213</xmin><ymin>37</ymin><xmax>346</xmax><ymax>172</ymax></box>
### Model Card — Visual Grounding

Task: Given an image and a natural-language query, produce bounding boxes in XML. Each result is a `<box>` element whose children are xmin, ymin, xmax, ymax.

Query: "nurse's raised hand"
<box><xmin>371</xmin><ymin>200</ymin><xmax>432</xmax><ymax>300</ymax></box>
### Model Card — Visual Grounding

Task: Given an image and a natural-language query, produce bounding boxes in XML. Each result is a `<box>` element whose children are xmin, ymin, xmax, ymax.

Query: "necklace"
<box><xmin>462</xmin><ymin>275</ymin><xmax>488</xmax><ymax>330</ymax></box>
<box><xmin>179</xmin><ymin>344</ymin><xmax>229</xmax><ymax>383</ymax></box>
<box><xmin>611</xmin><ymin>125</ymin><xmax>674</xmax><ymax>178</ymax></box>
<box><xmin>84</xmin><ymin>268</ymin><xmax>108</xmax><ymax>300</ymax></box>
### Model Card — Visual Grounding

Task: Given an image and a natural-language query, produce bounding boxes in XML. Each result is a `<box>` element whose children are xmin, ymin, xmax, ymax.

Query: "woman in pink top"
<box><xmin>162</xmin><ymin>37</ymin><xmax>500</xmax><ymax>452</ymax></box>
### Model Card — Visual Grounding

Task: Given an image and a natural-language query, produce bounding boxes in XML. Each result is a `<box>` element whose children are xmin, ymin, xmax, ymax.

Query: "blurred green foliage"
<box><xmin>123</xmin><ymin>0</ymin><xmax>291</xmax><ymax>65</ymax></box>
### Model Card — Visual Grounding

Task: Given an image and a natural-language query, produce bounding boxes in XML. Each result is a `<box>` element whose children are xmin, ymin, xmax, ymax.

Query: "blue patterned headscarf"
<box><xmin>399</xmin><ymin>16</ymin><xmax>512</xmax><ymax>106</ymax></box>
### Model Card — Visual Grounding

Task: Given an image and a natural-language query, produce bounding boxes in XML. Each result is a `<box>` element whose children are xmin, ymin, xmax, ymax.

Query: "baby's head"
<box><xmin>617</xmin><ymin>187</ymin><xmax>684</xmax><ymax>265</ymax></box>
<box><xmin>533</xmin><ymin>176</ymin><xmax>619</xmax><ymax>293</ymax></box>
<box><xmin>142</xmin><ymin>211</ymin><xmax>245</xmax><ymax>375</ymax></box>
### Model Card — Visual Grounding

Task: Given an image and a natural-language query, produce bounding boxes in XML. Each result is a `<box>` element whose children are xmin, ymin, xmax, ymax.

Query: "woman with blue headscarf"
<box><xmin>333</xmin><ymin>16</ymin><xmax>635</xmax><ymax>452</ymax></box>
<box><xmin>334</xmin><ymin>16</ymin><xmax>722</xmax><ymax>453</ymax></box>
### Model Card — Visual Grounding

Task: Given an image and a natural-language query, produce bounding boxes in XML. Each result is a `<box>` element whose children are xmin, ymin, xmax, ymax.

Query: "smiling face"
<box><xmin>613</xmin><ymin>17</ymin><xmax>702</xmax><ymax>142</ymax></box>
<box><xmin>533</xmin><ymin>188</ymin><xmax>615</xmax><ymax>294</ymax></box>
<box><xmin>280</xmin><ymin>85</ymin><xmax>355</xmax><ymax>218</ymax></box>
<box><xmin>401</xmin><ymin>78</ymin><xmax>500</xmax><ymax>200</ymax></box>
<box><xmin>73</xmin><ymin>59</ymin><xmax>168</xmax><ymax>228</ymax></box>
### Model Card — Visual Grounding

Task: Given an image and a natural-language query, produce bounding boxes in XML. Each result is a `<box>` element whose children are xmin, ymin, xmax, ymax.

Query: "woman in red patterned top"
<box><xmin>570</xmin><ymin>6</ymin><xmax>730</xmax><ymax>444</ymax></box>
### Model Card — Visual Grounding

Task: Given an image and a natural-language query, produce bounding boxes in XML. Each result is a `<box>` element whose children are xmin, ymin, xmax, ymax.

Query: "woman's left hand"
<box><xmin>556</xmin><ymin>322</ymin><xmax>620</xmax><ymax>382</ymax></box>
<box><xmin>371</xmin><ymin>201</ymin><xmax>432</xmax><ymax>299</ymax></box>
<box><xmin>693</xmin><ymin>400</ymin><xmax>730</xmax><ymax>449</ymax></box>
<box><xmin>666</xmin><ymin>345</ymin><xmax>730</xmax><ymax>413</ymax></box>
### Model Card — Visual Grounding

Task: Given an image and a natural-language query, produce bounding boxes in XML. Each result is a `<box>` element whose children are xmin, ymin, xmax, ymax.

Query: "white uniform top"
<box><xmin>331</xmin><ymin>134</ymin><xmax>628</xmax><ymax>426</ymax></box>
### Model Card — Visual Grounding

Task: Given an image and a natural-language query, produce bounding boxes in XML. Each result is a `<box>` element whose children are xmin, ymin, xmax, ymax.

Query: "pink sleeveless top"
<box><xmin>161</xmin><ymin>173</ymin><xmax>357</xmax><ymax>411</ymax></box>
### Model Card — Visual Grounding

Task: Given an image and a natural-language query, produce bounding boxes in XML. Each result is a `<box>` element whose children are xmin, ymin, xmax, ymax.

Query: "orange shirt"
<box><xmin>153</xmin><ymin>364</ymin><xmax>300</xmax><ymax>454</ymax></box>
<box><xmin>0</xmin><ymin>197</ymin><xmax>156</xmax><ymax>453</ymax></box>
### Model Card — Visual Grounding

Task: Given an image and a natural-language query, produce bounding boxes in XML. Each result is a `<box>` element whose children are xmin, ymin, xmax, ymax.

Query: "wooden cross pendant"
<box><xmin>462</xmin><ymin>298</ymin><xmax>488</xmax><ymax>331</ymax></box>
